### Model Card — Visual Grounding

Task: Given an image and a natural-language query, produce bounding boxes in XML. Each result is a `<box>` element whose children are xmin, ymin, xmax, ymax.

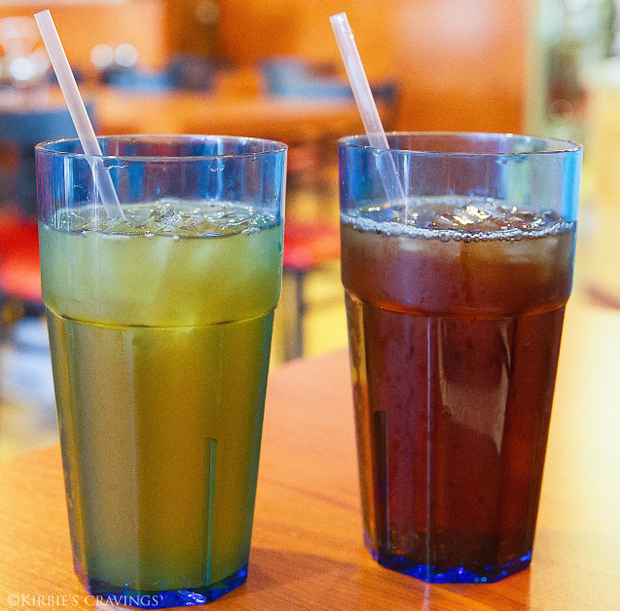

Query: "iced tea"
<box><xmin>40</xmin><ymin>200</ymin><xmax>281</xmax><ymax>602</ymax></box>
<box><xmin>341</xmin><ymin>196</ymin><xmax>576</xmax><ymax>582</ymax></box>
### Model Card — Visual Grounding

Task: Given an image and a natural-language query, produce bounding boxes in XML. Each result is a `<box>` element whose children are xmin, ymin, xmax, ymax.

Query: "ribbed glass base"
<box><xmin>369</xmin><ymin>546</ymin><xmax>531</xmax><ymax>584</ymax></box>
<box><xmin>75</xmin><ymin>562</ymin><xmax>247</xmax><ymax>608</ymax></box>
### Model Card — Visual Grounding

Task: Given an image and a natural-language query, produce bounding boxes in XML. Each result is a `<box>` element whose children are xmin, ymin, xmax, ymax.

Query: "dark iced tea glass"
<box><xmin>339</xmin><ymin>133</ymin><xmax>582</xmax><ymax>583</ymax></box>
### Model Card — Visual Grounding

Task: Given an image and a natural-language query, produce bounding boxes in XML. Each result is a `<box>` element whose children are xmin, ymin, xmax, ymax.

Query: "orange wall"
<box><xmin>218</xmin><ymin>0</ymin><xmax>398</xmax><ymax>81</ymax></box>
<box><xmin>1</xmin><ymin>0</ymin><xmax>531</xmax><ymax>134</ymax></box>
<box><xmin>0</xmin><ymin>1</ymin><xmax>168</xmax><ymax>77</ymax></box>
<box><xmin>217</xmin><ymin>0</ymin><xmax>531</xmax><ymax>133</ymax></box>
<box><xmin>391</xmin><ymin>0</ymin><xmax>531</xmax><ymax>133</ymax></box>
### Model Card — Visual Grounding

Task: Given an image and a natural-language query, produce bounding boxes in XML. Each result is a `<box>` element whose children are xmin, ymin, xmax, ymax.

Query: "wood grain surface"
<box><xmin>1</xmin><ymin>300</ymin><xmax>619</xmax><ymax>610</ymax></box>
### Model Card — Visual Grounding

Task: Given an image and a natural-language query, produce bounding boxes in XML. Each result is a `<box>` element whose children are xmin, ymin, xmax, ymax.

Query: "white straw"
<box><xmin>330</xmin><ymin>12</ymin><xmax>405</xmax><ymax>210</ymax></box>
<box><xmin>34</xmin><ymin>10</ymin><xmax>124</xmax><ymax>219</ymax></box>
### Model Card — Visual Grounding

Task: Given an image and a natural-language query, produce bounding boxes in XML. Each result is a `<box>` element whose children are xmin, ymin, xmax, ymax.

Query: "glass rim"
<box><xmin>338</xmin><ymin>131</ymin><xmax>583</xmax><ymax>156</ymax></box>
<box><xmin>35</xmin><ymin>134</ymin><xmax>289</xmax><ymax>161</ymax></box>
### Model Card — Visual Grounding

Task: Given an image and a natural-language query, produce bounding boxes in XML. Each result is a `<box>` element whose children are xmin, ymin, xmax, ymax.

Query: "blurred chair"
<box><xmin>101</xmin><ymin>54</ymin><xmax>215</xmax><ymax>93</ymax></box>
<box><xmin>0</xmin><ymin>106</ymin><xmax>79</xmax><ymax>216</ymax></box>
<box><xmin>0</xmin><ymin>205</ymin><xmax>41</xmax><ymax>309</ymax></box>
<box><xmin>0</xmin><ymin>105</ymin><xmax>80</xmax><ymax>306</ymax></box>
<box><xmin>261</xmin><ymin>55</ymin><xmax>398</xmax><ymax>106</ymax></box>
<box><xmin>168</xmin><ymin>53</ymin><xmax>216</xmax><ymax>91</ymax></box>
<box><xmin>101</xmin><ymin>66</ymin><xmax>174</xmax><ymax>93</ymax></box>
<box><xmin>261</xmin><ymin>56</ymin><xmax>354</xmax><ymax>99</ymax></box>
<box><xmin>281</xmin><ymin>221</ymin><xmax>341</xmax><ymax>361</ymax></box>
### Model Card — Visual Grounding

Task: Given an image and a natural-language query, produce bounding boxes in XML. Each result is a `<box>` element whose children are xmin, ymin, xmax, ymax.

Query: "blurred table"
<box><xmin>1</xmin><ymin>299</ymin><xmax>619</xmax><ymax>610</ymax></box>
<box><xmin>79</xmin><ymin>83</ymin><xmax>375</xmax><ymax>142</ymax></box>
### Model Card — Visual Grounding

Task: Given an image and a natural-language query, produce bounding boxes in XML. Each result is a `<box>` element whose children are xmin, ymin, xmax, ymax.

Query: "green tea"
<box><xmin>40</xmin><ymin>201</ymin><xmax>282</xmax><ymax>592</ymax></box>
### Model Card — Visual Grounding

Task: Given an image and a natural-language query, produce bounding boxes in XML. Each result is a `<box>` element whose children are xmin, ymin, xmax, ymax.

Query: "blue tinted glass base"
<box><xmin>369</xmin><ymin>546</ymin><xmax>531</xmax><ymax>584</ymax></box>
<box><xmin>75</xmin><ymin>562</ymin><xmax>247</xmax><ymax>608</ymax></box>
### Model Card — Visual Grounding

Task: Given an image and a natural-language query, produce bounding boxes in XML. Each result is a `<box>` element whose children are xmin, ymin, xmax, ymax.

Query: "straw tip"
<box><xmin>34</xmin><ymin>9</ymin><xmax>51</xmax><ymax>20</ymax></box>
<box><xmin>329</xmin><ymin>12</ymin><xmax>348</xmax><ymax>25</ymax></box>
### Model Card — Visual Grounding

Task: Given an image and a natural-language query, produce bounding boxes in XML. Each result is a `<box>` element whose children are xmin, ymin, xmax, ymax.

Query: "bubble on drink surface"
<box><xmin>344</xmin><ymin>196</ymin><xmax>575</xmax><ymax>242</ymax></box>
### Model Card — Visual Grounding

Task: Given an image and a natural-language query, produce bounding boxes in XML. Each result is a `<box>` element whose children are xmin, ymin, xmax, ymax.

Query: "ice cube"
<box><xmin>362</xmin><ymin>204</ymin><xmax>399</xmax><ymax>223</ymax></box>
<box><xmin>160</xmin><ymin>208</ymin><xmax>185</xmax><ymax>228</ymax></box>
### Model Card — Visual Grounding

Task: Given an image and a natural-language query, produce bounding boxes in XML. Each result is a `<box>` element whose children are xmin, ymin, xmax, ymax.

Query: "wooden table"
<box><xmin>1</xmin><ymin>299</ymin><xmax>619</xmax><ymax>610</ymax></box>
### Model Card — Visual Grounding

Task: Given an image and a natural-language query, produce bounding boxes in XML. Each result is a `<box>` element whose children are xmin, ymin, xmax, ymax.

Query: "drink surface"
<box><xmin>41</xmin><ymin>201</ymin><xmax>281</xmax><ymax>594</ymax></box>
<box><xmin>341</xmin><ymin>197</ymin><xmax>575</xmax><ymax>316</ymax></box>
<box><xmin>40</xmin><ymin>200</ymin><xmax>282</xmax><ymax>327</ymax></box>
<box><xmin>341</xmin><ymin>196</ymin><xmax>576</xmax><ymax>581</ymax></box>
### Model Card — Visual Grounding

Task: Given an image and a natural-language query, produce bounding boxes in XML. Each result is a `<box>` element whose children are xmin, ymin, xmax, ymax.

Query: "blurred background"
<box><xmin>0</xmin><ymin>0</ymin><xmax>618</xmax><ymax>459</ymax></box>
